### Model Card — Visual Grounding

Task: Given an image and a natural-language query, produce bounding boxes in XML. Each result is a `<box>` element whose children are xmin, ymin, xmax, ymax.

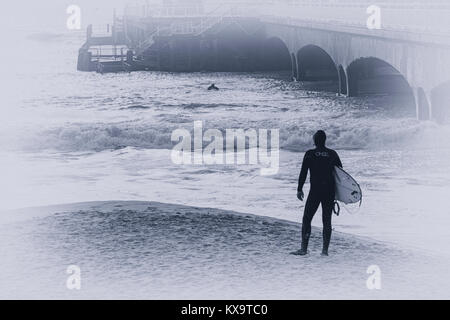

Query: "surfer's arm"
<box><xmin>297</xmin><ymin>153</ymin><xmax>310</xmax><ymax>192</ymax></box>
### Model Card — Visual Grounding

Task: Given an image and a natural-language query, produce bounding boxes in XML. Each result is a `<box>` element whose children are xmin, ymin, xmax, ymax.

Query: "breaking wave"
<box><xmin>19</xmin><ymin>117</ymin><xmax>448</xmax><ymax>153</ymax></box>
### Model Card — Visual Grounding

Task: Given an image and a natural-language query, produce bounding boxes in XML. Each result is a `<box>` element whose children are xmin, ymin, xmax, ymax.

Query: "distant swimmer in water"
<box><xmin>208</xmin><ymin>83</ymin><xmax>219</xmax><ymax>91</ymax></box>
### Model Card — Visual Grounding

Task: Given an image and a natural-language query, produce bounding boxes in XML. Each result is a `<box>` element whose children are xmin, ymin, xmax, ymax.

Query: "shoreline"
<box><xmin>1</xmin><ymin>200</ymin><xmax>449</xmax><ymax>299</ymax></box>
<box><xmin>1</xmin><ymin>199</ymin><xmax>444</xmax><ymax>259</ymax></box>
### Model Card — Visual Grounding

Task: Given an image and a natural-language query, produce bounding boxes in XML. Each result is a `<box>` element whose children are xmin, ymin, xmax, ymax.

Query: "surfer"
<box><xmin>207</xmin><ymin>83</ymin><xmax>219</xmax><ymax>91</ymax></box>
<box><xmin>292</xmin><ymin>130</ymin><xmax>342</xmax><ymax>256</ymax></box>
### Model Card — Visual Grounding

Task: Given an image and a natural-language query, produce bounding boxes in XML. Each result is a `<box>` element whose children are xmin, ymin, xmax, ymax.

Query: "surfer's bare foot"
<box><xmin>321</xmin><ymin>250</ymin><xmax>329</xmax><ymax>256</ymax></box>
<box><xmin>290</xmin><ymin>249</ymin><xmax>308</xmax><ymax>256</ymax></box>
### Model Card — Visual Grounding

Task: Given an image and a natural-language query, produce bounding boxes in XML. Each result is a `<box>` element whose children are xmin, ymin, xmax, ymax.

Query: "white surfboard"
<box><xmin>333</xmin><ymin>166</ymin><xmax>362</xmax><ymax>205</ymax></box>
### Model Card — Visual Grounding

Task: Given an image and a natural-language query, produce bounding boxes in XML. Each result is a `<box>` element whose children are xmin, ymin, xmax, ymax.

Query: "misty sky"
<box><xmin>1</xmin><ymin>0</ymin><xmax>136</xmax><ymax>32</ymax></box>
<box><xmin>0</xmin><ymin>1</ymin><xmax>448</xmax><ymax>35</ymax></box>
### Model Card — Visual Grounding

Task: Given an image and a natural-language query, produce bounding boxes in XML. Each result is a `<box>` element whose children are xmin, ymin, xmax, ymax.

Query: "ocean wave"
<box><xmin>18</xmin><ymin>117</ymin><xmax>449</xmax><ymax>153</ymax></box>
<box><xmin>281</xmin><ymin>118</ymin><xmax>447</xmax><ymax>151</ymax></box>
<box><xmin>181</xmin><ymin>103</ymin><xmax>243</xmax><ymax>109</ymax></box>
<box><xmin>22</xmin><ymin>123</ymin><xmax>174</xmax><ymax>152</ymax></box>
<box><xmin>120</xmin><ymin>105</ymin><xmax>151</xmax><ymax>110</ymax></box>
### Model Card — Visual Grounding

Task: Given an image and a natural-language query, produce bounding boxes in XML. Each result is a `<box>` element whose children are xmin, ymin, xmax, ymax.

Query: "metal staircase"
<box><xmin>132</xmin><ymin>5</ymin><xmax>237</xmax><ymax>60</ymax></box>
<box><xmin>134</xmin><ymin>29</ymin><xmax>160</xmax><ymax>58</ymax></box>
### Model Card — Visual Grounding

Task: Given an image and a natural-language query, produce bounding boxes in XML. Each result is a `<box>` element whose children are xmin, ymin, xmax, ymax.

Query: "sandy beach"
<box><xmin>1</xmin><ymin>201</ymin><xmax>449</xmax><ymax>299</ymax></box>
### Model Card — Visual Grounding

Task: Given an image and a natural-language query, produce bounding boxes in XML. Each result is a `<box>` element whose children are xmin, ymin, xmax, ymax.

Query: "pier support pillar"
<box><xmin>414</xmin><ymin>87</ymin><xmax>431</xmax><ymax>121</ymax></box>
<box><xmin>430</xmin><ymin>84</ymin><xmax>449</xmax><ymax>123</ymax></box>
<box><xmin>77</xmin><ymin>49</ymin><xmax>93</xmax><ymax>72</ymax></box>
<box><xmin>338</xmin><ymin>65</ymin><xmax>348</xmax><ymax>96</ymax></box>
<box><xmin>291</xmin><ymin>53</ymin><xmax>298</xmax><ymax>80</ymax></box>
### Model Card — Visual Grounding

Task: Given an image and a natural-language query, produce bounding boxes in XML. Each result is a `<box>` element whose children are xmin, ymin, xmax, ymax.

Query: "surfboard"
<box><xmin>333</xmin><ymin>166</ymin><xmax>362</xmax><ymax>205</ymax></box>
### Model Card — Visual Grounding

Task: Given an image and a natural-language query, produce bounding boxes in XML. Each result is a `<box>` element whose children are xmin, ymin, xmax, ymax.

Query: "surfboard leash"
<box><xmin>333</xmin><ymin>201</ymin><xmax>340</xmax><ymax>216</ymax></box>
<box><xmin>334</xmin><ymin>200</ymin><xmax>363</xmax><ymax>216</ymax></box>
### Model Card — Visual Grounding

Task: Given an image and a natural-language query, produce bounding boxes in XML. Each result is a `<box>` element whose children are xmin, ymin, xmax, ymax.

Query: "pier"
<box><xmin>77</xmin><ymin>1</ymin><xmax>450</xmax><ymax>121</ymax></box>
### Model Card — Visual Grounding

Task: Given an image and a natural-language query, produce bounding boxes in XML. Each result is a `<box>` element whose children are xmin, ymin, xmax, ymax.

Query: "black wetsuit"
<box><xmin>297</xmin><ymin>147</ymin><xmax>342</xmax><ymax>252</ymax></box>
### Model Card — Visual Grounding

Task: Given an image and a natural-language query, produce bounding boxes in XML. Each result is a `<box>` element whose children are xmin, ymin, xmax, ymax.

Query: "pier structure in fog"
<box><xmin>77</xmin><ymin>1</ymin><xmax>450</xmax><ymax>121</ymax></box>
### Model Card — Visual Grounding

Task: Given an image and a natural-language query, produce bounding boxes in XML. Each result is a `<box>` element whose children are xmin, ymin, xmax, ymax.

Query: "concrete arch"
<box><xmin>335</xmin><ymin>37</ymin><xmax>450</xmax><ymax>95</ymax></box>
<box><xmin>347</xmin><ymin>57</ymin><xmax>418</xmax><ymax>117</ymax></box>
<box><xmin>264</xmin><ymin>21</ymin><xmax>450</xmax><ymax>91</ymax></box>
<box><xmin>296</xmin><ymin>45</ymin><xmax>338</xmax><ymax>82</ymax></box>
<box><xmin>259</xmin><ymin>37</ymin><xmax>291</xmax><ymax>72</ymax></box>
<box><xmin>263</xmin><ymin>21</ymin><xmax>450</xmax><ymax>120</ymax></box>
<box><xmin>346</xmin><ymin>57</ymin><xmax>413</xmax><ymax>95</ymax></box>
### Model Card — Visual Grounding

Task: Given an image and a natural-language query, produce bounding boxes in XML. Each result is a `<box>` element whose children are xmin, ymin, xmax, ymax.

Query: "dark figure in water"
<box><xmin>208</xmin><ymin>83</ymin><xmax>219</xmax><ymax>91</ymax></box>
<box><xmin>291</xmin><ymin>130</ymin><xmax>342</xmax><ymax>256</ymax></box>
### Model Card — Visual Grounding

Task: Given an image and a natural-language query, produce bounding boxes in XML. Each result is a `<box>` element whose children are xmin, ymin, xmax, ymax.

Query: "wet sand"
<box><xmin>1</xmin><ymin>201</ymin><xmax>449</xmax><ymax>299</ymax></box>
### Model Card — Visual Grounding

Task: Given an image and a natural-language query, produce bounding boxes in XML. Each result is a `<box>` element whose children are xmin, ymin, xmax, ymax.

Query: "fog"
<box><xmin>0</xmin><ymin>0</ymin><xmax>450</xmax><ymax>300</ymax></box>
<box><xmin>2</xmin><ymin>0</ymin><xmax>450</xmax><ymax>33</ymax></box>
<box><xmin>1</xmin><ymin>0</ymin><xmax>131</xmax><ymax>31</ymax></box>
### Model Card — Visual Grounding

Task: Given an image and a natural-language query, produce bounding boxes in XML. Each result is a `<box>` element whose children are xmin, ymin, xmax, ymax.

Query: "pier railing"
<box><xmin>126</xmin><ymin>1</ymin><xmax>450</xmax><ymax>58</ymax></box>
<box><xmin>132</xmin><ymin>4</ymin><xmax>241</xmax><ymax>56</ymax></box>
